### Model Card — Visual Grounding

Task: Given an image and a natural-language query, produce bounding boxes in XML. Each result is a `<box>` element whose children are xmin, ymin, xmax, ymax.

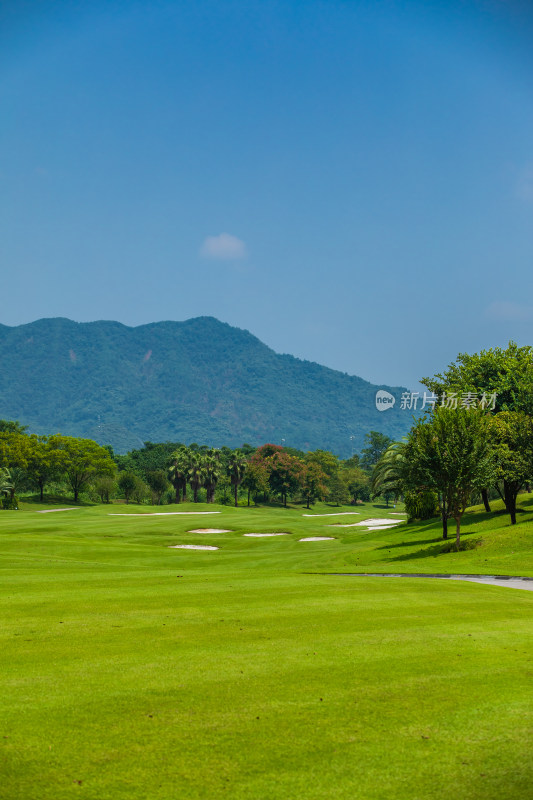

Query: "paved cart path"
<box><xmin>316</xmin><ymin>573</ymin><xmax>533</xmax><ymax>591</ymax></box>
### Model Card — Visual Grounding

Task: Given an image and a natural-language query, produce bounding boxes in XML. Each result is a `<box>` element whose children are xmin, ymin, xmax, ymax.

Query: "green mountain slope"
<box><xmin>0</xmin><ymin>317</ymin><xmax>415</xmax><ymax>454</ymax></box>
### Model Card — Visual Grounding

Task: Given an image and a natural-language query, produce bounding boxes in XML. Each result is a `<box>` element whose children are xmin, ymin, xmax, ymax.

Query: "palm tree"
<box><xmin>226</xmin><ymin>451</ymin><xmax>248</xmax><ymax>508</ymax></box>
<box><xmin>202</xmin><ymin>449</ymin><xmax>221</xmax><ymax>503</ymax></box>
<box><xmin>168</xmin><ymin>446</ymin><xmax>190</xmax><ymax>503</ymax></box>
<box><xmin>371</xmin><ymin>441</ymin><xmax>408</xmax><ymax>499</ymax></box>
<box><xmin>187</xmin><ymin>451</ymin><xmax>205</xmax><ymax>503</ymax></box>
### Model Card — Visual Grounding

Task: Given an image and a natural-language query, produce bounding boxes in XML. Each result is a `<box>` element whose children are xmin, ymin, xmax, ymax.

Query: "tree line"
<box><xmin>371</xmin><ymin>342</ymin><xmax>533</xmax><ymax>549</ymax></box>
<box><xmin>4</xmin><ymin>341</ymin><xmax>526</xmax><ymax>525</ymax></box>
<box><xmin>0</xmin><ymin>420</ymin><xmax>393</xmax><ymax>509</ymax></box>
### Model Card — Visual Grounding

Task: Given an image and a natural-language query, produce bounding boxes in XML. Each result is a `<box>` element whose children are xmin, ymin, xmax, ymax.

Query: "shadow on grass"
<box><xmin>382</xmin><ymin>533</ymin><xmax>483</xmax><ymax>562</ymax></box>
<box><xmin>21</xmin><ymin>494</ymin><xmax>95</xmax><ymax>507</ymax></box>
<box><xmin>377</xmin><ymin>535</ymin><xmax>445</xmax><ymax>551</ymax></box>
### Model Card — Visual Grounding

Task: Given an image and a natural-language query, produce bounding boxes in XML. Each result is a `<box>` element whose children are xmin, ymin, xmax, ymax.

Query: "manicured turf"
<box><xmin>1</xmin><ymin>499</ymin><xmax>532</xmax><ymax>799</ymax></box>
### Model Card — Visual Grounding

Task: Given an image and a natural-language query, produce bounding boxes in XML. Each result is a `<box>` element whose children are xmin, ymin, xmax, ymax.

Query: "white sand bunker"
<box><xmin>366</xmin><ymin>525</ymin><xmax>398</xmax><ymax>531</ymax></box>
<box><xmin>329</xmin><ymin>522</ymin><xmax>366</xmax><ymax>528</ymax></box>
<box><xmin>299</xmin><ymin>536</ymin><xmax>335</xmax><ymax>542</ymax></box>
<box><xmin>168</xmin><ymin>544</ymin><xmax>219</xmax><ymax>550</ymax></box>
<box><xmin>354</xmin><ymin>518</ymin><xmax>403</xmax><ymax>527</ymax></box>
<box><xmin>109</xmin><ymin>511</ymin><xmax>221</xmax><ymax>516</ymax></box>
<box><xmin>390</xmin><ymin>512</ymin><xmax>407</xmax><ymax>516</ymax></box>
<box><xmin>188</xmin><ymin>528</ymin><xmax>232</xmax><ymax>534</ymax></box>
<box><xmin>243</xmin><ymin>533</ymin><xmax>290</xmax><ymax>537</ymax></box>
<box><xmin>302</xmin><ymin>512</ymin><xmax>359</xmax><ymax>517</ymax></box>
<box><xmin>36</xmin><ymin>508</ymin><xmax>80</xmax><ymax>513</ymax></box>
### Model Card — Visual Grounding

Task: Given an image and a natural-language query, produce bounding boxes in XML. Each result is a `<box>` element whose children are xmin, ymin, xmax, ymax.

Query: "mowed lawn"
<box><xmin>1</xmin><ymin>501</ymin><xmax>532</xmax><ymax>800</ymax></box>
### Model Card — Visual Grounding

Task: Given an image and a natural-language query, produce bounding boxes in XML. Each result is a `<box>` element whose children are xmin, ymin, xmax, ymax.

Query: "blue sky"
<box><xmin>2</xmin><ymin>0</ymin><xmax>532</xmax><ymax>389</ymax></box>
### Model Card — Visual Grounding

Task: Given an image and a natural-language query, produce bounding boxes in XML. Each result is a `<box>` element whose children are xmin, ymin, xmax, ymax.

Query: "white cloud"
<box><xmin>485</xmin><ymin>301</ymin><xmax>532</xmax><ymax>321</ymax></box>
<box><xmin>199</xmin><ymin>233</ymin><xmax>247</xmax><ymax>260</ymax></box>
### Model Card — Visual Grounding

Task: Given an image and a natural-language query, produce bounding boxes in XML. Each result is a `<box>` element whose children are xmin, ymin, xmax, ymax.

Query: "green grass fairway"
<box><xmin>1</xmin><ymin>500</ymin><xmax>532</xmax><ymax>799</ymax></box>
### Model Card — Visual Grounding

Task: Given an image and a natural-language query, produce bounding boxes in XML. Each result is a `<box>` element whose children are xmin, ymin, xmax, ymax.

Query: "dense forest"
<box><xmin>0</xmin><ymin>316</ymin><xmax>412</xmax><ymax>455</ymax></box>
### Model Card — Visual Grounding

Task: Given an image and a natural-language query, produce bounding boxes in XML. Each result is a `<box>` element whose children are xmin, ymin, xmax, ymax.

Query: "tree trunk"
<box><xmin>247</xmin><ymin>489</ymin><xmax>250</xmax><ymax>506</ymax></box>
<box><xmin>175</xmin><ymin>487</ymin><xmax>181</xmax><ymax>503</ymax></box>
<box><xmin>455</xmin><ymin>516</ymin><xmax>461</xmax><ymax>551</ymax></box>
<box><xmin>481</xmin><ymin>488</ymin><xmax>491</xmax><ymax>513</ymax></box>
<box><xmin>182</xmin><ymin>484</ymin><xmax>187</xmax><ymax>502</ymax></box>
<box><xmin>39</xmin><ymin>479</ymin><xmax>44</xmax><ymax>502</ymax></box>
<box><xmin>193</xmin><ymin>484</ymin><xmax>198</xmax><ymax>503</ymax></box>
<box><xmin>503</xmin><ymin>480</ymin><xmax>517</xmax><ymax>525</ymax></box>
<box><xmin>307</xmin><ymin>495</ymin><xmax>310</xmax><ymax>509</ymax></box>
<box><xmin>234</xmin><ymin>483</ymin><xmax>238</xmax><ymax>508</ymax></box>
<box><xmin>441</xmin><ymin>497</ymin><xmax>448</xmax><ymax>540</ymax></box>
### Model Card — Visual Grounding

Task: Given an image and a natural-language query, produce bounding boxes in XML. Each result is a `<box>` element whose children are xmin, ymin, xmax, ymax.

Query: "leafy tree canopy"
<box><xmin>422</xmin><ymin>341</ymin><xmax>533</xmax><ymax>415</ymax></box>
<box><xmin>360</xmin><ymin>431</ymin><xmax>394</xmax><ymax>472</ymax></box>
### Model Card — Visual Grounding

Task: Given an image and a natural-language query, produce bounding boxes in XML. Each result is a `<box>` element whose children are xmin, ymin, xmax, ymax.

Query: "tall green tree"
<box><xmin>371</xmin><ymin>441</ymin><xmax>407</xmax><ymax>499</ymax></box>
<box><xmin>49</xmin><ymin>435</ymin><xmax>116</xmax><ymax>502</ymax></box>
<box><xmin>406</xmin><ymin>407</ymin><xmax>497</xmax><ymax>550</ymax></box>
<box><xmin>25</xmin><ymin>435</ymin><xmax>62</xmax><ymax>501</ymax></box>
<box><xmin>226</xmin><ymin>451</ymin><xmax>248</xmax><ymax>507</ymax></box>
<box><xmin>301</xmin><ymin>462</ymin><xmax>328</xmax><ymax>509</ymax></box>
<box><xmin>146</xmin><ymin>470</ymin><xmax>170</xmax><ymax>505</ymax></box>
<box><xmin>241</xmin><ymin>460</ymin><xmax>269</xmax><ymax>506</ymax></box>
<box><xmin>360</xmin><ymin>431</ymin><xmax>394</xmax><ymax>472</ymax></box>
<box><xmin>489</xmin><ymin>411</ymin><xmax>533</xmax><ymax>525</ymax></box>
<box><xmin>118</xmin><ymin>471</ymin><xmax>137</xmax><ymax>504</ymax></box>
<box><xmin>343</xmin><ymin>466</ymin><xmax>370</xmax><ymax>504</ymax></box>
<box><xmin>187</xmin><ymin>451</ymin><xmax>205</xmax><ymax>504</ymax></box>
<box><xmin>202</xmin><ymin>449</ymin><xmax>221</xmax><ymax>503</ymax></box>
<box><xmin>266</xmin><ymin>452</ymin><xmax>304</xmax><ymax>507</ymax></box>
<box><xmin>422</xmin><ymin>341</ymin><xmax>533</xmax><ymax>513</ymax></box>
<box><xmin>168</xmin><ymin>446</ymin><xmax>191</xmax><ymax>502</ymax></box>
<box><xmin>92</xmin><ymin>475</ymin><xmax>117</xmax><ymax>504</ymax></box>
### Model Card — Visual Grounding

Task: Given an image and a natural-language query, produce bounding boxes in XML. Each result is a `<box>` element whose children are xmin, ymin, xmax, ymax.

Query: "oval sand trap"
<box><xmin>365</xmin><ymin>525</ymin><xmax>398</xmax><ymax>531</ymax></box>
<box><xmin>36</xmin><ymin>508</ymin><xmax>80</xmax><ymax>513</ymax></box>
<box><xmin>188</xmin><ymin>528</ymin><xmax>232</xmax><ymax>533</ymax></box>
<box><xmin>168</xmin><ymin>544</ymin><xmax>219</xmax><ymax>550</ymax></box>
<box><xmin>243</xmin><ymin>533</ymin><xmax>290</xmax><ymax>537</ymax></box>
<box><xmin>354</xmin><ymin>518</ymin><xmax>402</xmax><ymax>527</ymax></box>
<box><xmin>299</xmin><ymin>536</ymin><xmax>335</xmax><ymax>542</ymax></box>
<box><xmin>329</xmin><ymin>522</ymin><xmax>367</xmax><ymax>528</ymax></box>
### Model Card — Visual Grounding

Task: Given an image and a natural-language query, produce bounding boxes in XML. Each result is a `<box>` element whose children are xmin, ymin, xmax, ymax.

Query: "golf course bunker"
<box><xmin>187</xmin><ymin>528</ymin><xmax>232</xmax><ymax>533</ymax></box>
<box><xmin>299</xmin><ymin>536</ymin><xmax>335</xmax><ymax>542</ymax></box>
<box><xmin>168</xmin><ymin>544</ymin><xmax>219</xmax><ymax>550</ymax></box>
<box><xmin>329</xmin><ymin>573</ymin><xmax>533</xmax><ymax>591</ymax></box>
<box><xmin>330</xmin><ymin>522</ymin><xmax>371</xmax><ymax>528</ymax></box>
<box><xmin>353</xmin><ymin>518</ymin><xmax>403</xmax><ymax>527</ymax></box>
<box><xmin>365</xmin><ymin>525</ymin><xmax>398</xmax><ymax>531</ymax></box>
<box><xmin>36</xmin><ymin>508</ymin><xmax>80</xmax><ymax>513</ymax></box>
<box><xmin>243</xmin><ymin>532</ymin><xmax>290</xmax><ymax>537</ymax></box>
<box><xmin>109</xmin><ymin>511</ymin><xmax>221</xmax><ymax>516</ymax></box>
<box><xmin>302</xmin><ymin>512</ymin><xmax>359</xmax><ymax>517</ymax></box>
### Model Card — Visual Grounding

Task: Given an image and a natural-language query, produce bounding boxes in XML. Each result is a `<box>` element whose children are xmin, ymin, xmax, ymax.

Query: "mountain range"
<box><xmin>0</xmin><ymin>317</ymin><xmax>415</xmax><ymax>455</ymax></box>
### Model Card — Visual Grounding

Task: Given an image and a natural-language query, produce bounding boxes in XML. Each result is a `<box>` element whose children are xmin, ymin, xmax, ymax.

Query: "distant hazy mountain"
<box><xmin>0</xmin><ymin>317</ymin><xmax>415</xmax><ymax>455</ymax></box>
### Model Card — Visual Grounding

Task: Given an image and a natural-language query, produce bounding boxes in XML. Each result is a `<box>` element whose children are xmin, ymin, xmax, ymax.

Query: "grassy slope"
<box><xmin>1</xmin><ymin>500</ymin><xmax>532</xmax><ymax>799</ymax></box>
